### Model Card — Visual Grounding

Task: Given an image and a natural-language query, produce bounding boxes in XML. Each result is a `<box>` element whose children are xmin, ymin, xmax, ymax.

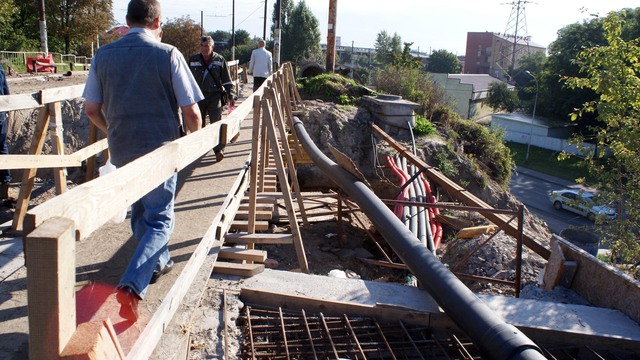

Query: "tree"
<box><xmin>210</xmin><ymin>30</ymin><xmax>231</xmax><ymax>43</ymax></box>
<box><xmin>426</xmin><ymin>49</ymin><xmax>462</xmax><ymax>73</ymax></box>
<box><xmin>234</xmin><ymin>29</ymin><xmax>251</xmax><ymax>46</ymax></box>
<box><xmin>162</xmin><ymin>16</ymin><xmax>202</xmax><ymax>60</ymax></box>
<box><xmin>391</xmin><ymin>42</ymin><xmax>422</xmax><ymax>70</ymax></box>
<box><xmin>44</xmin><ymin>0</ymin><xmax>113</xmax><ymax>54</ymax></box>
<box><xmin>374</xmin><ymin>30</ymin><xmax>402</xmax><ymax>65</ymax></box>
<box><xmin>563</xmin><ymin>12</ymin><xmax>640</xmax><ymax>272</ymax></box>
<box><xmin>486</xmin><ymin>82</ymin><xmax>519</xmax><ymax>112</ymax></box>
<box><xmin>538</xmin><ymin>7</ymin><xmax>640</xmax><ymax>128</ymax></box>
<box><xmin>0</xmin><ymin>0</ymin><xmax>19</xmax><ymax>50</ymax></box>
<box><xmin>274</xmin><ymin>0</ymin><xmax>321</xmax><ymax>63</ymax></box>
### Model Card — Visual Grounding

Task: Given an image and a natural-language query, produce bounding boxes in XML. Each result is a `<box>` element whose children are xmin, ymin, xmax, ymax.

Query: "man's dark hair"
<box><xmin>126</xmin><ymin>0</ymin><xmax>161</xmax><ymax>27</ymax></box>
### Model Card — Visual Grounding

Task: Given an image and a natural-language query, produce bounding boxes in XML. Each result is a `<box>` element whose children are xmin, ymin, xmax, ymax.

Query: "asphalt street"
<box><xmin>509</xmin><ymin>166</ymin><xmax>593</xmax><ymax>234</ymax></box>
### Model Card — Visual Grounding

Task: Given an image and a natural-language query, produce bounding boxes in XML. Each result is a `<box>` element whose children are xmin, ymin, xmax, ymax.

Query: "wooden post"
<box><xmin>268</xmin><ymin>88</ymin><xmax>309</xmax><ymax>227</ymax></box>
<box><xmin>84</xmin><ymin>122</ymin><xmax>100</xmax><ymax>183</ymax></box>
<box><xmin>12</xmin><ymin>105</ymin><xmax>51</xmax><ymax>232</ymax></box>
<box><xmin>48</xmin><ymin>101</ymin><xmax>68</xmax><ymax>194</ymax></box>
<box><xmin>262</xmin><ymin>97</ymin><xmax>309</xmax><ymax>272</ymax></box>
<box><xmin>248</xmin><ymin>95</ymin><xmax>262</xmax><ymax>235</ymax></box>
<box><xmin>26</xmin><ymin>217</ymin><xmax>77</xmax><ymax>359</ymax></box>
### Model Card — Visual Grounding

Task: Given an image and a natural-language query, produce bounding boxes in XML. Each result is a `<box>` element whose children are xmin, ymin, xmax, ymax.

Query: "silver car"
<box><xmin>549</xmin><ymin>189</ymin><xmax>617</xmax><ymax>222</ymax></box>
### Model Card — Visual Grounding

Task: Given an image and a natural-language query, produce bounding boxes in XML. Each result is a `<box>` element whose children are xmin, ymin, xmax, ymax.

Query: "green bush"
<box><xmin>413</xmin><ymin>114</ymin><xmax>436</xmax><ymax>136</ymax></box>
<box><xmin>298</xmin><ymin>73</ymin><xmax>374</xmax><ymax>103</ymax></box>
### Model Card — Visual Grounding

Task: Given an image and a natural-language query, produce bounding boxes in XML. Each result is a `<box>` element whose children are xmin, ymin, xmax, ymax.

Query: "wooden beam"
<box><xmin>224</xmin><ymin>232</ymin><xmax>294</xmax><ymax>244</ymax></box>
<box><xmin>40</xmin><ymin>84</ymin><xmax>84</xmax><ymax>104</ymax></box>
<box><xmin>263</xmin><ymin>95</ymin><xmax>309</xmax><ymax>272</ymax></box>
<box><xmin>60</xmin><ymin>319</ymin><xmax>125</xmax><ymax>360</ymax></box>
<box><xmin>213</xmin><ymin>262</ymin><xmax>265</xmax><ymax>276</ymax></box>
<box><xmin>26</xmin><ymin>217</ymin><xmax>77</xmax><ymax>359</ymax></box>
<box><xmin>0</xmin><ymin>92</ymin><xmax>41</xmax><ymax>112</ymax></box>
<box><xmin>49</xmin><ymin>102</ymin><xmax>68</xmax><ymax>194</ymax></box>
<box><xmin>248</xmin><ymin>95</ymin><xmax>262</xmax><ymax>234</ymax></box>
<box><xmin>219</xmin><ymin>247</ymin><xmax>268</xmax><ymax>262</ymax></box>
<box><xmin>230</xmin><ymin>220</ymin><xmax>269</xmax><ymax>231</ymax></box>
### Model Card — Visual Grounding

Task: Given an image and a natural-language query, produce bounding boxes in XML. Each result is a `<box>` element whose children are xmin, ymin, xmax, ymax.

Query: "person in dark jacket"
<box><xmin>0</xmin><ymin>65</ymin><xmax>10</xmax><ymax>200</ymax></box>
<box><xmin>188</xmin><ymin>35</ymin><xmax>235</xmax><ymax>162</ymax></box>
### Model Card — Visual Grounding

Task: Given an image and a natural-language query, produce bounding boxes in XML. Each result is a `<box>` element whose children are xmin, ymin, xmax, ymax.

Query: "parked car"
<box><xmin>549</xmin><ymin>189</ymin><xmax>617</xmax><ymax>222</ymax></box>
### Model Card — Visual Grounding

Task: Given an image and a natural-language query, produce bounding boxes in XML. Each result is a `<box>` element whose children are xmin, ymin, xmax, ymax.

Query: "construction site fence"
<box><xmin>0</xmin><ymin>51</ymin><xmax>91</xmax><ymax>68</ymax></box>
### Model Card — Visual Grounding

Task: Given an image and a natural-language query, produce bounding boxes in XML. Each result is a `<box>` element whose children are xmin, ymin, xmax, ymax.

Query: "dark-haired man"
<box><xmin>189</xmin><ymin>35</ymin><xmax>235</xmax><ymax>162</ymax></box>
<box><xmin>83</xmin><ymin>0</ymin><xmax>203</xmax><ymax>321</ymax></box>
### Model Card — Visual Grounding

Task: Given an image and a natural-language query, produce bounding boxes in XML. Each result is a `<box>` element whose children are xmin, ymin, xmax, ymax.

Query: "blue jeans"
<box><xmin>0</xmin><ymin>113</ymin><xmax>11</xmax><ymax>183</ymax></box>
<box><xmin>119</xmin><ymin>173</ymin><xmax>177</xmax><ymax>298</ymax></box>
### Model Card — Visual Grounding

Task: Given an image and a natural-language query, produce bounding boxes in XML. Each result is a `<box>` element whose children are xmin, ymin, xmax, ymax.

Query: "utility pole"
<box><xmin>200</xmin><ymin>11</ymin><xmax>204</xmax><ymax>36</ymax></box>
<box><xmin>325</xmin><ymin>0</ymin><xmax>337</xmax><ymax>73</ymax></box>
<box><xmin>263</xmin><ymin>0</ymin><xmax>268</xmax><ymax>40</ymax></box>
<box><xmin>231</xmin><ymin>0</ymin><xmax>236</xmax><ymax>60</ymax></box>
<box><xmin>38</xmin><ymin>0</ymin><xmax>48</xmax><ymax>56</ymax></box>
<box><xmin>274</xmin><ymin>0</ymin><xmax>281</xmax><ymax>67</ymax></box>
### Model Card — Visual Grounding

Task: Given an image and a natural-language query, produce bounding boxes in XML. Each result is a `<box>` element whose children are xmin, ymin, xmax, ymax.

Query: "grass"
<box><xmin>506</xmin><ymin>141</ymin><xmax>594</xmax><ymax>183</ymax></box>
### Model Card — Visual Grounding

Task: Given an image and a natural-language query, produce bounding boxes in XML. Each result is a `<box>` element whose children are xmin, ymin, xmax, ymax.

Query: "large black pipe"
<box><xmin>293</xmin><ymin>118</ymin><xmax>545</xmax><ymax>360</ymax></box>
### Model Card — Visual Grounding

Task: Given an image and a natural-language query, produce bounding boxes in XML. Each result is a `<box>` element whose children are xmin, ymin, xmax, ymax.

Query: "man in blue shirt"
<box><xmin>83</xmin><ymin>0</ymin><xmax>203</xmax><ymax>321</ymax></box>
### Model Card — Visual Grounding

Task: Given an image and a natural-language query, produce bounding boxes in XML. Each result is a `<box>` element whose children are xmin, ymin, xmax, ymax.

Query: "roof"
<box><xmin>494</xmin><ymin>33</ymin><xmax>546</xmax><ymax>50</ymax></box>
<box><xmin>492</xmin><ymin>112</ymin><xmax>577</xmax><ymax>128</ymax></box>
<box><xmin>447</xmin><ymin>74</ymin><xmax>512</xmax><ymax>93</ymax></box>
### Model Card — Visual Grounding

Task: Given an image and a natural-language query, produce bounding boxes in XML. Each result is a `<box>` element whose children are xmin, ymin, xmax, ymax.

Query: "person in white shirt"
<box><xmin>248</xmin><ymin>39</ymin><xmax>273</xmax><ymax>91</ymax></box>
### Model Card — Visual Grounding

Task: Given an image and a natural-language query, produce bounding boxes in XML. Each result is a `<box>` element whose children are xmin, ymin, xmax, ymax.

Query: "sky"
<box><xmin>112</xmin><ymin>0</ymin><xmax>640</xmax><ymax>55</ymax></box>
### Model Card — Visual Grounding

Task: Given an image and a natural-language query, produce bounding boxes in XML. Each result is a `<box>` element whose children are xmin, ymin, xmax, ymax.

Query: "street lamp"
<box><xmin>525</xmin><ymin>70</ymin><xmax>538</xmax><ymax>164</ymax></box>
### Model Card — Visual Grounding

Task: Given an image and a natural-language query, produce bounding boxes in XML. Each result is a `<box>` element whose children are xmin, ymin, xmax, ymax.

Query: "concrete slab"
<box><xmin>234</xmin><ymin>269</ymin><xmax>640</xmax><ymax>352</ymax></box>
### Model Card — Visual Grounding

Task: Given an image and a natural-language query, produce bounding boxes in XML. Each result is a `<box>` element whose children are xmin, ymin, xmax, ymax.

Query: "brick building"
<box><xmin>463</xmin><ymin>32</ymin><xmax>546</xmax><ymax>79</ymax></box>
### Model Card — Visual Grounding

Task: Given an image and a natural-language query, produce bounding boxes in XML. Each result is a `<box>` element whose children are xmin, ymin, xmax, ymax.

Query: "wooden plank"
<box><xmin>238</xmin><ymin>203</ymin><xmax>274</xmax><ymax>212</ymax></box>
<box><xmin>0</xmin><ymin>154</ymin><xmax>81</xmax><ymax>169</ymax></box>
<box><xmin>72</xmin><ymin>138</ymin><xmax>108</xmax><ymax>162</ymax></box>
<box><xmin>213</xmin><ymin>262</ymin><xmax>265</xmax><ymax>276</ymax></box>
<box><xmin>0</xmin><ymin>92</ymin><xmax>41</xmax><ymax>112</ymax></box>
<box><xmin>40</xmin><ymin>84</ymin><xmax>84</xmax><ymax>104</ymax></box>
<box><xmin>26</xmin><ymin>217</ymin><xmax>76</xmax><ymax>359</ymax></box>
<box><xmin>219</xmin><ymin>247</ymin><xmax>267</xmax><ymax>262</ymax></box>
<box><xmin>230</xmin><ymin>220</ymin><xmax>269</xmax><ymax>231</ymax></box>
<box><xmin>235</xmin><ymin>209</ymin><xmax>273</xmax><ymax>220</ymax></box>
<box><xmin>60</xmin><ymin>319</ymin><xmax>125</xmax><ymax>360</ymax></box>
<box><xmin>224</xmin><ymin>232</ymin><xmax>294</xmax><ymax>244</ymax></box>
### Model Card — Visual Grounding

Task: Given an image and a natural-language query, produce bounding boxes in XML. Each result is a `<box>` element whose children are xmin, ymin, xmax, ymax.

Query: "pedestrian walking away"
<box><xmin>0</xmin><ymin>64</ymin><xmax>11</xmax><ymax>201</ymax></box>
<box><xmin>248</xmin><ymin>38</ymin><xmax>273</xmax><ymax>92</ymax></box>
<box><xmin>189</xmin><ymin>35</ymin><xmax>235</xmax><ymax>162</ymax></box>
<box><xmin>83</xmin><ymin>0</ymin><xmax>203</xmax><ymax>321</ymax></box>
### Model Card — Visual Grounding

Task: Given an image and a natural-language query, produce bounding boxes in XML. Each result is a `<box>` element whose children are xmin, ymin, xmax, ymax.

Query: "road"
<box><xmin>509</xmin><ymin>167</ymin><xmax>592</xmax><ymax>234</ymax></box>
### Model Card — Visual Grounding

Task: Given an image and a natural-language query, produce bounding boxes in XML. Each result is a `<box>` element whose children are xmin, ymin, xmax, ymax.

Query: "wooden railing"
<box><xmin>18</xmin><ymin>63</ymin><xmax>300</xmax><ymax>359</ymax></box>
